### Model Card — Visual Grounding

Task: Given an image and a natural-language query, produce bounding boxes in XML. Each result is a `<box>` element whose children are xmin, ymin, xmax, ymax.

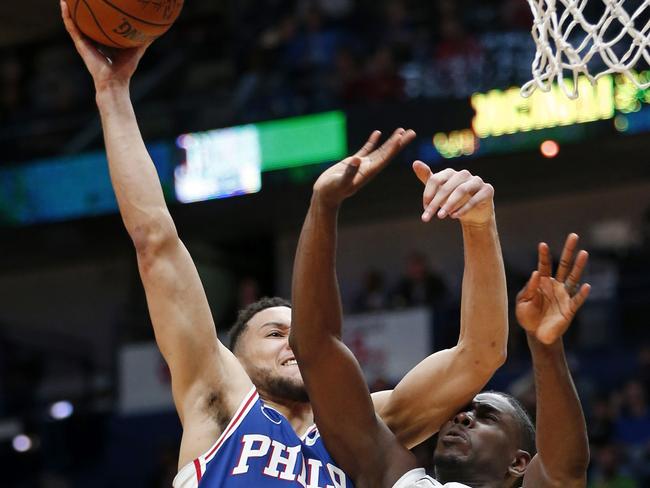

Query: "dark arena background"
<box><xmin>1</xmin><ymin>0</ymin><xmax>650</xmax><ymax>486</ymax></box>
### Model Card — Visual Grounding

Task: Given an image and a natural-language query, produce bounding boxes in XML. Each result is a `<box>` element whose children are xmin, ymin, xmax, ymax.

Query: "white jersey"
<box><xmin>393</xmin><ymin>468</ymin><xmax>471</xmax><ymax>488</ymax></box>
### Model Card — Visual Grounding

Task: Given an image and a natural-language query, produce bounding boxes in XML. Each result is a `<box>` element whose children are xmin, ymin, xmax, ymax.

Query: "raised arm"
<box><xmin>375</xmin><ymin>165</ymin><xmax>508</xmax><ymax>448</ymax></box>
<box><xmin>61</xmin><ymin>2</ymin><xmax>252</xmax><ymax>468</ymax></box>
<box><xmin>518</xmin><ymin>234</ymin><xmax>591</xmax><ymax>487</ymax></box>
<box><xmin>290</xmin><ymin>130</ymin><xmax>419</xmax><ymax>486</ymax></box>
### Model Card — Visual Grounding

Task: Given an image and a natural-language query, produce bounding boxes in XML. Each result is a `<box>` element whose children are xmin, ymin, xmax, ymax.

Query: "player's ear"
<box><xmin>508</xmin><ymin>449</ymin><xmax>531</xmax><ymax>479</ymax></box>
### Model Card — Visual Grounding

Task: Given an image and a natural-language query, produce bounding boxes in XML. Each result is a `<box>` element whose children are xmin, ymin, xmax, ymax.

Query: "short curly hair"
<box><xmin>228</xmin><ymin>297</ymin><xmax>292</xmax><ymax>353</ymax></box>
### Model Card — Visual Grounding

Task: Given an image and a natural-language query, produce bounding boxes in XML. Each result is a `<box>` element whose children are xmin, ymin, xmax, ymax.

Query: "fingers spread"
<box><xmin>370</xmin><ymin>128</ymin><xmax>405</xmax><ymax>164</ymax></box>
<box><xmin>355</xmin><ymin>131</ymin><xmax>382</xmax><ymax>158</ymax></box>
<box><xmin>363</xmin><ymin>128</ymin><xmax>414</xmax><ymax>180</ymax></box>
<box><xmin>556</xmin><ymin>233</ymin><xmax>579</xmax><ymax>282</ymax></box>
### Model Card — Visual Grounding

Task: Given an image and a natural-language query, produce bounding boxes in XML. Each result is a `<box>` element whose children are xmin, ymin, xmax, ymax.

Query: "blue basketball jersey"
<box><xmin>173</xmin><ymin>387</ymin><xmax>353</xmax><ymax>488</ymax></box>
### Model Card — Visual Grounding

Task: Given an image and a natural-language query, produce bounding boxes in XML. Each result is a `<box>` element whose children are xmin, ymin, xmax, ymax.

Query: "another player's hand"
<box><xmin>516</xmin><ymin>233</ymin><xmax>591</xmax><ymax>345</ymax></box>
<box><xmin>312</xmin><ymin>129</ymin><xmax>416</xmax><ymax>209</ymax></box>
<box><xmin>61</xmin><ymin>0</ymin><xmax>150</xmax><ymax>91</ymax></box>
<box><xmin>412</xmin><ymin>164</ymin><xmax>495</xmax><ymax>226</ymax></box>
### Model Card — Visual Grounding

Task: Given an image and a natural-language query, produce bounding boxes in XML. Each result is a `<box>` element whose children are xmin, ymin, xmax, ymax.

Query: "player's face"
<box><xmin>237</xmin><ymin>306</ymin><xmax>308</xmax><ymax>403</ymax></box>
<box><xmin>434</xmin><ymin>393</ymin><xmax>522</xmax><ymax>480</ymax></box>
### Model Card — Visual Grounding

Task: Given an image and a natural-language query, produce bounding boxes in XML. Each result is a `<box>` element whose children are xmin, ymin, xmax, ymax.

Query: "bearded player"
<box><xmin>62</xmin><ymin>4</ymin><xmax>508</xmax><ymax>487</ymax></box>
<box><xmin>290</xmin><ymin>139</ymin><xmax>591</xmax><ymax>487</ymax></box>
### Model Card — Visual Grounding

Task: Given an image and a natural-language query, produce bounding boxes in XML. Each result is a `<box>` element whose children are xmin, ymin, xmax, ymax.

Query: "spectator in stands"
<box><xmin>358</xmin><ymin>46</ymin><xmax>405</xmax><ymax>102</ymax></box>
<box><xmin>499</xmin><ymin>0</ymin><xmax>533</xmax><ymax>30</ymax></box>
<box><xmin>332</xmin><ymin>47</ymin><xmax>365</xmax><ymax>103</ymax></box>
<box><xmin>590</xmin><ymin>393</ymin><xmax>616</xmax><ymax>448</ymax></box>
<box><xmin>285</xmin><ymin>7</ymin><xmax>343</xmax><ymax>71</ymax></box>
<box><xmin>589</xmin><ymin>444</ymin><xmax>638</xmax><ymax>488</ymax></box>
<box><xmin>434</xmin><ymin>0</ymin><xmax>482</xmax><ymax>61</ymax></box>
<box><xmin>391</xmin><ymin>251</ymin><xmax>447</xmax><ymax>308</ymax></box>
<box><xmin>353</xmin><ymin>268</ymin><xmax>389</xmax><ymax>312</ymax></box>
<box><xmin>381</xmin><ymin>1</ymin><xmax>416</xmax><ymax>53</ymax></box>
<box><xmin>614</xmin><ymin>380</ymin><xmax>650</xmax><ymax>449</ymax></box>
<box><xmin>222</xmin><ymin>276</ymin><xmax>262</xmax><ymax>329</ymax></box>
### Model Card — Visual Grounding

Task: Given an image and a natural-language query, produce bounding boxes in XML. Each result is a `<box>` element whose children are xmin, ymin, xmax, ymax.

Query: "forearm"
<box><xmin>528</xmin><ymin>334</ymin><xmax>589</xmax><ymax>480</ymax></box>
<box><xmin>458</xmin><ymin>217</ymin><xmax>508</xmax><ymax>371</ymax></box>
<box><xmin>374</xmin><ymin>212</ymin><xmax>507</xmax><ymax>447</ymax></box>
<box><xmin>290</xmin><ymin>194</ymin><xmax>342</xmax><ymax>357</ymax></box>
<box><xmin>291</xmin><ymin>194</ymin><xmax>406</xmax><ymax>483</ymax></box>
<box><xmin>96</xmin><ymin>86</ymin><xmax>174</xmax><ymax>246</ymax></box>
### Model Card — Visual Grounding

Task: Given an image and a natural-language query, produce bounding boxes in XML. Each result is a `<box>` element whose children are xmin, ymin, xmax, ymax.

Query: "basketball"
<box><xmin>64</xmin><ymin>0</ymin><xmax>184</xmax><ymax>48</ymax></box>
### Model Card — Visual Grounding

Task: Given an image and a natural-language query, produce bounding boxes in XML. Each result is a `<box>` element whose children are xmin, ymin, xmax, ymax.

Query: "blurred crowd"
<box><xmin>0</xmin><ymin>0</ymin><xmax>535</xmax><ymax>161</ymax></box>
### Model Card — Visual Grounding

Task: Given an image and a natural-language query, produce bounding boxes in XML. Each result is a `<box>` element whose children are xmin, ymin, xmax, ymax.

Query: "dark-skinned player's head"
<box><xmin>434</xmin><ymin>391</ymin><xmax>536</xmax><ymax>488</ymax></box>
<box><xmin>229</xmin><ymin>297</ymin><xmax>308</xmax><ymax>403</ymax></box>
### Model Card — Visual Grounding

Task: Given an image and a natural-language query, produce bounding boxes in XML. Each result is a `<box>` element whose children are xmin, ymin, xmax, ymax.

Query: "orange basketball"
<box><xmin>64</xmin><ymin>0</ymin><xmax>183</xmax><ymax>48</ymax></box>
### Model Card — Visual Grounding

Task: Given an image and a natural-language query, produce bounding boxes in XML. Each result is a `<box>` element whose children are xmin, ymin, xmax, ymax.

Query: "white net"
<box><xmin>523</xmin><ymin>0</ymin><xmax>650</xmax><ymax>99</ymax></box>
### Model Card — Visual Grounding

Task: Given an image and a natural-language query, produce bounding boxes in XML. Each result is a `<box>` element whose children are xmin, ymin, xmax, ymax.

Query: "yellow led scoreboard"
<box><xmin>432</xmin><ymin>70</ymin><xmax>650</xmax><ymax>159</ymax></box>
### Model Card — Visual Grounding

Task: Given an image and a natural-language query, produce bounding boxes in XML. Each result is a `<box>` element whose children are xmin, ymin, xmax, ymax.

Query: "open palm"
<box><xmin>313</xmin><ymin>129</ymin><xmax>416</xmax><ymax>208</ymax></box>
<box><xmin>516</xmin><ymin>234</ymin><xmax>591</xmax><ymax>345</ymax></box>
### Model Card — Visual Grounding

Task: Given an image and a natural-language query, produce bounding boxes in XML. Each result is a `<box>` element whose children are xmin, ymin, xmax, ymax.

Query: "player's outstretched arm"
<box><xmin>61</xmin><ymin>1</ymin><xmax>252</xmax><ymax>468</ymax></box>
<box><xmin>519</xmin><ymin>234</ymin><xmax>590</xmax><ymax>487</ymax></box>
<box><xmin>374</xmin><ymin>166</ymin><xmax>507</xmax><ymax>448</ymax></box>
<box><xmin>290</xmin><ymin>130</ymin><xmax>418</xmax><ymax>486</ymax></box>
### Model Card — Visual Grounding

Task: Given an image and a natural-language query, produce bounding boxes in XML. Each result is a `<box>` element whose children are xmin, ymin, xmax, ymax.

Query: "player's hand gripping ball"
<box><xmin>64</xmin><ymin>0</ymin><xmax>183</xmax><ymax>48</ymax></box>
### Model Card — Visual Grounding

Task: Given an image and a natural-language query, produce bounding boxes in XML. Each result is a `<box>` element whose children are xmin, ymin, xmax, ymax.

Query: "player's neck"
<box><xmin>259</xmin><ymin>393</ymin><xmax>314</xmax><ymax>434</ymax></box>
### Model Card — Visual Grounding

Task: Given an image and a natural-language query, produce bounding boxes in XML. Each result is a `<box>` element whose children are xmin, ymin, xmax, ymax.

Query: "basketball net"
<box><xmin>523</xmin><ymin>0</ymin><xmax>650</xmax><ymax>99</ymax></box>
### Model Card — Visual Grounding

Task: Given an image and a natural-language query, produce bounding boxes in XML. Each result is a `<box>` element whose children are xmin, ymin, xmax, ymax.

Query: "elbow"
<box><xmin>458</xmin><ymin>342</ymin><xmax>507</xmax><ymax>379</ymax></box>
<box><xmin>130</xmin><ymin>209</ymin><xmax>178</xmax><ymax>256</ymax></box>
<box><xmin>491</xmin><ymin>346</ymin><xmax>508</xmax><ymax>370</ymax></box>
<box><xmin>475</xmin><ymin>342</ymin><xmax>508</xmax><ymax>372</ymax></box>
<box><xmin>486</xmin><ymin>349</ymin><xmax>507</xmax><ymax>376</ymax></box>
